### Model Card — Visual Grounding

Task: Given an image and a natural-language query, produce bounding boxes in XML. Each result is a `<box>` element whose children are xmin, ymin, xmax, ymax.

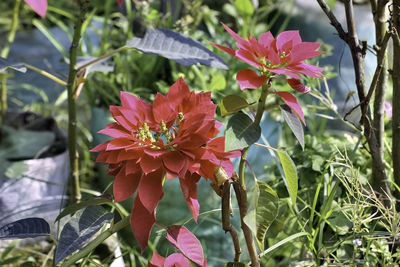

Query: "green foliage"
<box><xmin>224</xmin><ymin>112</ymin><xmax>261</xmax><ymax>151</ymax></box>
<box><xmin>220</xmin><ymin>95</ymin><xmax>249</xmax><ymax>116</ymax></box>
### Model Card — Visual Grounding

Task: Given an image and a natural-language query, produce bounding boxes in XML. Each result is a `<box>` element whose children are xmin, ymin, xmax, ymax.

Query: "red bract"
<box><xmin>91</xmin><ymin>78</ymin><xmax>240</xmax><ymax>252</ymax></box>
<box><xmin>24</xmin><ymin>0</ymin><xmax>47</xmax><ymax>18</ymax></box>
<box><xmin>210</xmin><ymin>23</ymin><xmax>323</xmax><ymax>91</ymax></box>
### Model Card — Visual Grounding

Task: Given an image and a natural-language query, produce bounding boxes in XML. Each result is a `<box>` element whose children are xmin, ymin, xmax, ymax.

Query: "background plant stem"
<box><xmin>0</xmin><ymin>0</ymin><xmax>21</xmax><ymax>122</ymax></box>
<box><xmin>392</xmin><ymin>1</ymin><xmax>400</xmax><ymax>197</ymax></box>
<box><xmin>67</xmin><ymin>0</ymin><xmax>89</xmax><ymax>203</ymax></box>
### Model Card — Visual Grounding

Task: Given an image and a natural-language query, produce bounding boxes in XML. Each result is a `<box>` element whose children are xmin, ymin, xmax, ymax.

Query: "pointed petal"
<box><xmin>98</xmin><ymin>127</ymin><xmax>131</xmax><ymax>138</ymax></box>
<box><xmin>152</xmin><ymin>92</ymin><xmax>176</xmax><ymax>123</ymax></box>
<box><xmin>139</xmin><ymin>154</ymin><xmax>163</xmax><ymax>174</ymax></box>
<box><xmin>180</xmin><ymin>173</ymin><xmax>201</xmax><ymax>222</ymax></box>
<box><xmin>287</xmin><ymin>79</ymin><xmax>310</xmax><ymax>93</ymax></box>
<box><xmin>235</xmin><ymin>49</ymin><xmax>262</xmax><ymax>68</ymax></box>
<box><xmin>164</xmin><ymin>253</ymin><xmax>191</xmax><ymax>267</ymax></box>
<box><xmin>130</xmin><ymin>197</ymin><xmax>155</xmax><ymax>253</ymax></box>
<box><xmin>138</xmin><ymin>169</ymin><xmax>164</xmax><ymax>213</ymax></box>
<box><xmin>289</xmin><ymin>62</ymin><xmax>324</xmax><ymax>78</ymax></box>
<box><xmin>163</xmin><ymin>151</ymin><xmax>187</xmax><ymax>176</ymax></box>
<box><xmin>236</xmin><ymin>69</ymin><xmax>266</xmax><ymax>90</ymax></box>
<box><xmin>276</xmin><ymin>31</ymin><xmax>301</xmax><ymax>51</ymax></box>
<box><xmin>24</xmin><ymin>0</ymin><xmax>47</xmax><ymax>18</ymax></box>
<box><xmin>106</xmin><ymin>138</ymin><xmax>132</xmax><ymax>150</ymax></box>
<box><xmin>209</xmin><ymin>42</ymin><xmax>236</xmax><ymax>56</ymax></box>
<box><xmin>114</xmin><ymin>170</ymin><xmax>142</xmax><ymax>202</ymax></box>
<box><xmin>90</xmin><ymin>142</ymin><xmax>108</xmax><ymax>152</ymax></box>
<box><xmin>258</xmin><ymin>31</ymin><xmax>275</xmax><ymax>48</ymax></box>
<box><xmin>149</xmin><ymin>251</ymin><xmax>166</xmax><ymax>267</ymax></box>
<box><xmin>273</xmin><ymin>91</ymin><xmax>306</xmax><ymax>125</ymax></box>
<box><xmin>290</xmin><ymin>42</ymin><xmax>324</xmax><ymax>62</ymax></box>
<box><xmin>221</xmin><ymin>22</ymin><xmax>250</xmax><ymax>49</ymax></box>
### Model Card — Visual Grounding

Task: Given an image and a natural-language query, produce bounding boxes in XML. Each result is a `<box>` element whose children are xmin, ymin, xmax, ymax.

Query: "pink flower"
<box><xmin>24</xmin><ymin>0</ymin><xmax>47</xmax><ymax>18</ymax></box>
<box><xmin>148</xmin><ymin>251</ymin><xmax>207</xmax><ymax>267</ymax></box>
<box><xmin>210</xmin><ymin>23</ymin><xmax>324</xmax><ymax>91</ymax></box>
<box><xmin>385</xmin><ymin>101</ymin><xmax>392</xmax><ymax>118</ymax></box>
<box><xmin>91</xmin><ymin>78</ymin><xmax>240</xmax><ymax>252</ymax></box>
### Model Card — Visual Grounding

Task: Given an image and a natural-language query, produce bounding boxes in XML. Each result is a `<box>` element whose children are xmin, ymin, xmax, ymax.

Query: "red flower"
<box><xmin>210</xmin><ymin>23</ymin><xmax>324</xmax><ymax>91</ymax></box>
<box><xmin>148</xmin><ymin>251</ymin><xmax>207</xmax><ymax>267</ymax></box>
<box><xmin>91</xmin><ymin>78</ymin><xmax>240</xmax><ymax>252</ymax></box>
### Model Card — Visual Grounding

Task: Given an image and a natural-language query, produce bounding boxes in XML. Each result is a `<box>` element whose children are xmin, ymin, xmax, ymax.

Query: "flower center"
<box><xmin>135</xmin><ymin>112</ymin><xmax>185</xmax><ymax>150</ymax></box>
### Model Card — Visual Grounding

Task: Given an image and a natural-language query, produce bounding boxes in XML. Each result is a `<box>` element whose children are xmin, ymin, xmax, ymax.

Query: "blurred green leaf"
<box><xmin>209</xmin><ymin>73</ymin><xmax>226</xmax><ymax>91</ymax></box>
<box><xmin>234</xmin><ymin>0</ymin><xmax>254</xmax><ymax>17</ymax></box>
<box><xmin>4</xmin><ymin>161</ymin><xmax>28</xmax><ymax>179</ymax></box>
<box><xmin>223</xmin><ymin>263</ymin><xmax>250</xmax><ymax>267</ymax></box>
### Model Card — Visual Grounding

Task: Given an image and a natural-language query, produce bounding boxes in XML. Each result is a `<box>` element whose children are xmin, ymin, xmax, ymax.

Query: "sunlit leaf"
<box><xmin>209</xmin><ymin>73</ymin><xmax>226</xmax><ymax>91</ymax></box>
<box><xmin>0</xmin><ymin>218</ymin><xmax>50</xmax><ymax>239</ymax></box>
<box><xmin>166</xmin><ymin>225</ymin><xmax>204</xmax><ymax>266</ymax></box>
<box><xmin>225</xmin><ymin>113</ymin><xmax>261</xmax><ymax>151</ymax></box>
<box><xmin>220</xmin><ymin>95</ymin><xmax>249</xmax><ymax>116</ymax></box>
<box><xmin>244</xmin><ymin>180</ymin><xmax>279</xmax><ymax>251</ymax></box>
<box><xmin>280</xmin><ymin>104</ymin><xmax>304</xmax><ymax>150</ymax></box>
<box><xmin>126</xmin><ymin>28</ymin><xmax>229</xmax><ymax>69</ymax></box>
<box><xmin>276</xmin><ymin>150</ymin><xmax>298</xmax><ymax>204</ymax></box>
<box><xmin>54</xmin><ymin>206</ymin><xmax>113</xmax><ymax>265</ymax></box>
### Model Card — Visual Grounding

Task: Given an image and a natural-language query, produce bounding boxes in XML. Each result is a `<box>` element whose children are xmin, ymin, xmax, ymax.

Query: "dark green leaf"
<box><xmin>0</xmin><ymin>57</ymin><xmax>27</xmax><ymax>73</ymax></box>
<box><xmin>280</xmin><ymin>104</ymin><xmax>304</xmax><ymax>150</ymax></box>
<box><xmin>54</xmin><ymin>206</ymin><xmax>113</xmax><ymax>265</ymax></box>
<box><xmin>55</xmin><ymin>197</ymin><xmax>114</xmax><ymax>222</ymax></box>
<box><xmin>276</xmin><ymin>150</ymin><xmax>298</xmax><ymax>204</ymax></box>
<box><xmin>0</xmin><ymin>218</ymin><xmax>50</xmax><ymax>239</ymax></box>
<box><xmin>244</xmin><ymin>181</ymin><xmax>279</xmax><ymax>251</ymax></box>
<box><xmin>126</xmin><ymin>28</ymin><xmax>229</xmax><ymax>69</ymax></box>
<box><xmin>220</xmin><ymin>95</ymin><xmax>249</xmax><ymax>116</ymax></box>
<box><xmin>225</xmin><ymin>113</ymin><xmax>261</xmax><ymax>151</ymax></box>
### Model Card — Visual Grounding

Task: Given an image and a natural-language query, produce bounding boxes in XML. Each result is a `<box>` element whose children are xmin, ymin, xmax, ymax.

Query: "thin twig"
<box><xmin>221</xmin><ymin>179</ymin><xmax>241</xmax><ymax>262</ymax></box>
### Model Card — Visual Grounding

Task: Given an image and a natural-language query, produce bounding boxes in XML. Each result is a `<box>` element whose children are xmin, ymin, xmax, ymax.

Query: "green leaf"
<box><xmin>223</xmin><ymin>263</ymin><xmax>251</xmax><ymax>267</ymax></box>
<box><xmin>224</xmin><ymin>113</ymin><xmax>261</xmax><ymax>151</ymax></box>
<box><xmin>280</xmin><ymin>104</ymin><xmax>304</xmax><ymax>150</ymax></box>
<box><xmin>234</xmin><ymin>0</ymin><xmax>254</xmax><ymax>17</ymax></box>
<box><xmin>220</xmin><ymin>95</ymin><xmax>249</xmax><ymax>116</ymax></box>
<box><xmin>0</xmin><ymin>218</ymin><xmax>50</xmax><ymax>240</ymax></box>
<box><xmin>54</xmin><ymin>206</ymin><xmax>113</xmax><ymax>265</ymax></box>
<box><xmin>126</xmin><ymin>28</ymin><xmax>229</xmax><ymax>69</ymax></box>
<box><xmin>4</xmin><ymin>161</ymin><xmax>28</xmax><ymax>178</ymax></box>
<box><xmin>209</xmin><ymin>73</ymin><xmax>226</xmax><ymax>91</ymax></box>
<box><xmin>260</xmin><ymin>232</ymin><xmax>309</xmax><ymax>258</ymax></box>
<box><xmin>244</xmin><ymin>180</ymin><xmax>279</xmax><ymax>251</ymax></box>
<box><xmin>55</xmin><ymin>197</ymin><xmax>114</xmax><ymax>222</ymax></box>
<box><xmin>276</xmin><ymin>150</ymin><xmax>298</xmax><ymax>204</ymax></box>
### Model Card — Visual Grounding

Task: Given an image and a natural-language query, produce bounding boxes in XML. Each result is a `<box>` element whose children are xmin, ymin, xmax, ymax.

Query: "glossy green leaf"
<box><xmin>220</xmin><ymin>95</ymin><xmax>249</xmax><ymax>116</ymax></box>
<box><xmin>55</xmin><ymin>206</ymin><xmax>113</xmax><ymax>265</ymax></box>
<box><xmin>55</xmin><ymin>196</ymin><xmax>114</xmax><ymax>222</ymax></box>
<box><xmin>244</xmin><ymin>180</ymin><xmax>279</xmax><ymax>251</ymax></box>
<box><xmin>276</xmin><ymin>150</ymin><xmax>298</xmax><ymax>204</ymax></box>
<box><xmin>0</xmin><ymin>218</ymin><xmax>50</xmax><ymax>239</ymax></box>
<box><xmin>224</xmin><ymin>113</ymin><xmax>261</xmax><ymax>151</ymax></box>
<box><xmin>280</xmin><ymin>104</ymin><xmax>304</xmax><ymax>150</ymax></box>
<box><xmin>234</xmin><ymin>0</ymin><xmax>254</xmax><ymax>17</ymax></box>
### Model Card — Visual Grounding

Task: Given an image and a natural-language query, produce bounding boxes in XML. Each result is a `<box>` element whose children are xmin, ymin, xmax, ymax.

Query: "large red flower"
<box><xmin>91</xmin><ymin>78</ymin><xmax>240</xmax><ymax>251</ymax></box>
<box><xmin>210</xmin><ymin>23</ymin><xmax>324</xmax><ymax>91</ymax></box>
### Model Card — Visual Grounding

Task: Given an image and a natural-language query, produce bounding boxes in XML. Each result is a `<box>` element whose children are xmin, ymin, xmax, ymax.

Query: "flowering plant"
<box><xmin>91</xmin><ymin>77</ymin><xmax>240</xmax><ymax>251</ymax></box>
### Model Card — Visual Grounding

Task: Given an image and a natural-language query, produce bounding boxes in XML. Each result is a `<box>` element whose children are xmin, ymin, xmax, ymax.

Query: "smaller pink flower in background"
<box><xmin>24</xmin><ymin>0</ymin><xmax>47</xmax><ymax>18</ymax></box>
<box><xmin>210</xmin><ymin>23</ymin><xmax>324</xmax><ymax>91</ymax></box>
<box><xmin>385</xmin><ymin>101</ymin><xmax>392</xmax><ymax>118</ymax></box>
<box><xmin>91</xmin><ymin>78</ymin><xmax>240</xmax><ymax>252</ymax></box>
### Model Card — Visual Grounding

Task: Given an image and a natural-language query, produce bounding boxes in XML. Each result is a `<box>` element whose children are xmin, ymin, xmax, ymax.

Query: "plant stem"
<box><xmin>392</xmin><ymin>1</ymin><xmax>400</xmax><ymax>198</ymax></box>
<box><xmin>236</xmin><ymin>82</ymin><xmax>269</xmax><ymax>267</ymax></box>
<box><xmin>60</xmin><ymin>216</ymin><xmax>130</xmax><ymax>266</ymax></box>
<box><xmin>25</xmin><ymin>64</ymin><xmax>67</xmax><ymax>86</ymax></box>
<box><xmin>0</xmin><ymin>0</ymin><xmax>21</xmax><ymax>121</ymax></box>
<box><xmin>67</xmin><ymin>0</ymin><xmax>89</xmax><ymax>203</ymax></box>
<box><xmin>76</xmin><ymin>46</ymin><xmax>127</xmax><ymax>71</ymax></box>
